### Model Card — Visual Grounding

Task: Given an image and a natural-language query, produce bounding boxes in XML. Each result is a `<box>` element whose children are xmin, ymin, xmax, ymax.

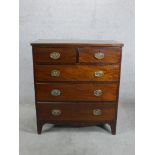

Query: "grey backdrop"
<box><xmin>20</xmin><ymin>0</ymin><xmax>134</xmax><ymax>155</ymax></box>
<box><xmin>20</xmin><ymin>0</ymin><xmax>134</xmax><ymax>105</ymax></box>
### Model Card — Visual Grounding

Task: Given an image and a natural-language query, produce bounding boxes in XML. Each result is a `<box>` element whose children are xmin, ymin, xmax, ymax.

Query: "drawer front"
<box><xmin>37</xmin><ymin>103</ymin><xmax>116</xmax><ymax>121</ymax></box>
<box><xmin>36</xmin><ymin>83</ymin><xmax>118</xmax><ymax>101</ymax></box>
<box><xmin>79</xmin><ymin>47</ymin><xmax>121</xmax><ymax>63</ymax></box>
<box><xmin>33</xmin><ymin>47</ymin><xmax>76</xmax><ymax>64</ymax></box>
<box><xmin>35</xmin><ymin>65</ymin><xmax>120</xmax><ymax>82</ymax></box>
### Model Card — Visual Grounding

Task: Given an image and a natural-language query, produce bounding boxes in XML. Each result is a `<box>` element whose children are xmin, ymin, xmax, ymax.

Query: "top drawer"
<box><xmin>79</xmin><ymin>47</ymin><xmax>121</xmax><ymax>64</ymax></box>
<box><xmin>33</xmin><ymin>47</ymin><xmax>76</xmax><ymax>64</ymax></box>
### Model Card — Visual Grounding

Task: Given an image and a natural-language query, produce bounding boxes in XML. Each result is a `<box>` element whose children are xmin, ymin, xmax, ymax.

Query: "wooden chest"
<box><xmin>31</xmin><ymin>40</ymin><xmax>123</xmax><ymax>135</ymax></box>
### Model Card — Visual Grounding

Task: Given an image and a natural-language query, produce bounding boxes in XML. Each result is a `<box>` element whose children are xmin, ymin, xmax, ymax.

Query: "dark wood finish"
<box><xmin>36</xmin><ymin>83</ymin><xmax>118</xmax><ymax>101</ymax></box>
<box><xmin>33</xmin><ymin>47</ymin><xmax>76</xmax><ymax>64</ymax></box>
<box><xmin>79</xmin><ymin>47</ymin><xmax>121</xmax><ymax>63</ymax></box>
<box><xmin>37</xmin><ymin>103</ymin><xmax>115</xmax><ymax>121</ymax></box>
<box><xmin>109</xmin><ymin>120</ymin><xmax>117</xmax><ymax>135</ymax></box>
<box><xmin>31</xmin><ymin>40</ymin><xmax>123</xmax><ymax>135</ymax></box>
<box><xmin>35</xmin><ymin>65</ymin><xmax>120</xmax><ymax>82</ymax></box>
<box><xmin>37</xmin><ymin>121</ymin><xmax>44</xmax><ymax>134</ymax></box>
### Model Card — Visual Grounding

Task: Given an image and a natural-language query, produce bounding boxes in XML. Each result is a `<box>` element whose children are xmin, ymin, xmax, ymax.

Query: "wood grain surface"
<box><xmin>33</xmin><ymin>47</ymin><xmax>76</xmax><ymax>64</ymax></box>
<box><xmin>79</xmin><ymin>47</ymin><xmax>121</xmax><ymax>63</ymax></box>
<box><xmin>37</xmin><ymin>103</ymin><xmax>116</xmax><ymax>121</ymax></box>
<box><xmin>35</xmin><ymin>65</ymin><xmax>120</xmax><ymax>82</ymax></box>
<box><xmin>36</xmin><ymin>83</ymin><xmax>118</xmax><ymax>101</ymax></box>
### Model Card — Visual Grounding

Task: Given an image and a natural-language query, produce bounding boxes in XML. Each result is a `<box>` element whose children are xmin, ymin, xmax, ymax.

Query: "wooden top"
<box><xmin>31</xmin><ymin>39</ymin><xmax>124</xmax><ymax>47</ymax></box>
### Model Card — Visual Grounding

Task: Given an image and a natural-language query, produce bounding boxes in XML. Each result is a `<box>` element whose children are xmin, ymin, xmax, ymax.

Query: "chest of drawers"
<box><xmin>31</xmin><ymin>40</ymin><xmax>123</xmax><ymax>135</ymax></box>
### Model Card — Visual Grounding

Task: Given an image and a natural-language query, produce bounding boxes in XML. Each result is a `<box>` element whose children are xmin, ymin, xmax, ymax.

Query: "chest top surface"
<box><xmin>31</xmin><ymin>39</ymin><xmax>124</xmax><ymax>47</ymax></box>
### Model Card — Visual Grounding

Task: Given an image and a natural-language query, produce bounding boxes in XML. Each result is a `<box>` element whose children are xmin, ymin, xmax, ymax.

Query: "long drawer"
<box><xmin>36</xmin><ymin>83</ymin><xmax>118</xmax><ymax>101</ymax></box>
<box><xmin>35</xmin><ymin>65</ymin><xmax>120</xmax><ymax>82</ymax></box>
<box><xmin>37</xmin><ymin>103</ymin><xmax>116</xmax><ymax>121</ymax></box>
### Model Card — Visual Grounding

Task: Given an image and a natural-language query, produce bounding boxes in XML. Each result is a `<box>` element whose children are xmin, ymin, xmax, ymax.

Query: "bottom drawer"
<box><xmin>37</xmin><ymin>103</ymin><xmax>116</xmax><ymax>121</ymax></box>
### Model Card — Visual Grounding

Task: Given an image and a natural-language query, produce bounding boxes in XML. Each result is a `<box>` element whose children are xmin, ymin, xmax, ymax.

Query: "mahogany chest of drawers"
<box><xmin>31</xmin><ymin>40</ymin><xmax>123</xmax><ymax>135</ymax></box>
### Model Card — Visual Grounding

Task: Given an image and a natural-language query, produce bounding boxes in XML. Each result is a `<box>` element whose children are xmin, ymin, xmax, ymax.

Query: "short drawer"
<box><xmin>33</xmin><ymin>47</ymin><xmax>76</xmax><ymax>64</ymax></box>
<box><xmin>36</xmin><ymin>83</ymin><xmax>118</xmax><ymax>101</ymax></box>
<box><xmin>35</xmin><ymin>65</ymin><xmax>120</xmax><ymax>82</ymax></box>
<box><xmin>37</xmin><ymin>103</ymin><xmax>116</xmax><ymax>121</ymax></box>
<box><xmin>79</xmin><ymin>47</ymin><xmax>121</xmax><ymax>63</ymax></box>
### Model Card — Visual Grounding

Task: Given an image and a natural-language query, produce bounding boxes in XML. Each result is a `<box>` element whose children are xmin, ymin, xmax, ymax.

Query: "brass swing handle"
<box><xmin>94</xmin><ymin>89</ymin><xmax>103</xmax><ymax>96</ymax></box>
<box><xmin>51</xmin><ymin>109</ymin><xmax>62</xmax><ymax>116</ymax></box>
<box><xmin>94</xmin><ymin>52</ymin><xmax>104</xmax><ymax>60</ymax></box>
<box><xmin>93</xmin><ymin>109</ymin><xmax>102</xmax><ymax>116</ymax></box>
<box><xmin>50</xmin><ymin>52</ymin><xmax>60</xmax><ymax>60</ymax></box>
<box><xmin>51</xmin><ymin>70</ymin><xmax>60</xmax><ymax>77</ymax></box>
<box><xmin>51</xmin><ymin>89</ymin><xmax>61</xmax><ymax>96</ymax></box>
<box><xmin>94</xmin><ymin>71</ymin><xmax>104</xmax><ymax>77</ymax></box>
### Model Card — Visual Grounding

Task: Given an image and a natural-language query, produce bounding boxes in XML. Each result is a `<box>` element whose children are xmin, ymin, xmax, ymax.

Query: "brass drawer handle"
<box><xmin>94</xmin><ymin>90</ymin><xmax>103</xmax><ymax>96</ymax></box>
<box><xmin>51</xmin><ymin>70</ymin><xmax>60</xmax><ymax>77</ymax></box>
<box><xmin>51</xmin><ymin>89</ymin><xmax>61</xmax><ymax>96</ymax></box>
<box><xmin>95</xmin><ymin>71</ymin><xmax>104</xmax><ymax>77</ymax></box>
<box><xmin>93</xmin><ymin>109</ymin><xmax>102</xmax><ymax>116</ymax></box>
<box><xmin>50</xmin><ymin>52</ymin><xmax>60</xmax><ymax>60</ymax></box>
<box><xmin>94</xmin><ymin>52</ymin><xmax>104</xmax><ymax>60</ymax></box>
<box><xmin>51</xmin><ymin>109</ymin><xmax>62</xmax><ymax>116</ymax></box>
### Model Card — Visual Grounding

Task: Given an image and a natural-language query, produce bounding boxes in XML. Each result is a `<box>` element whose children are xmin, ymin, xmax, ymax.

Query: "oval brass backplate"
<box><xmin>94</xmin><ymin>71</ymin><xmax>104</xmax><ymax>77</ymax></box>
<box><xmin>51</xmin><ymin>70</ymin><xmax>60</xmax><ymax>77</ymax></box>
<box><xmin>94</xmin><ymin>90</ymin><xmax>103</xmax><ymax>96</ymax></box>
<box><xmin>50</xmin><ymin>52</ymin><xmax>60</xmax><ymax>60</ymax></box>
<box><xmin>94</xmin><ymin>52</ymin><xmax>104</xmax><ymax>60</ymax></box>
<box><xmin>93</xmin><ymin>109</ymin><xmax>102</xmax><ymax>116</ymax></box>
<box><xmin>51</xmin><ymin>109</ymin><xmax>62</xmax><ymax>116</ymax></box>
<box><xmin>51</xmin><ymin>89</ymin><xmax>61</xmax><ymax>96</ymax></box>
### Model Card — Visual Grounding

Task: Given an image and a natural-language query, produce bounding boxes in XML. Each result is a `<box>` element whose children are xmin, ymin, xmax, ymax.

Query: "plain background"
<box><xmin>19</xmin><ymin>0</ymin><xmax>135</xmax><ymax>155</ymax></box>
